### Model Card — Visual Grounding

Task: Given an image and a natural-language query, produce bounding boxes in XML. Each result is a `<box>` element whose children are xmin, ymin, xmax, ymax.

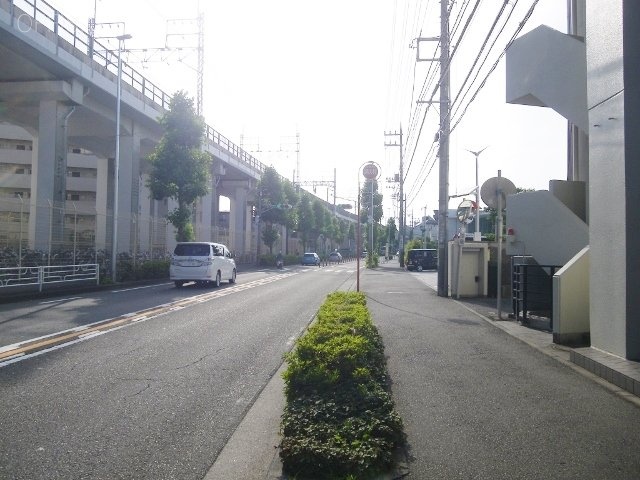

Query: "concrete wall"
<box><xmin>505</xmin><ymin>190</ymin><xmax>588</xmax><ymax>267</ymax></box>
<box><xmin>587</xmin><ymin>0</ymin><xmax>640</xmax><ymax>359</ymax></box>
<box><xmin>553</xmin><ymin>246</ymin><xmax>589</xmax><ymax>345</ymax></box>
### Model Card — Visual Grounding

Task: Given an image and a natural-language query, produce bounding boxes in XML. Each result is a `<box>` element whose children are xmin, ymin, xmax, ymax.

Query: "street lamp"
<box><xmin>112</xmin><ymin>33</ymin><xmax>132</xmax><ymax>282</ymax></box>
<box><xmin>466</xmin><ymin>147</ymin><xmax>487</xmax><ymax>242</ymax></box>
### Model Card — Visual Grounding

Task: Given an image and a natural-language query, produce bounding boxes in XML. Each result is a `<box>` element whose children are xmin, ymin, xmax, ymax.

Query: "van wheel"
<box><xmin>215</xmin><ymin>271</ymin><xmax>221</xmax><ymax>288</ymax></box>
<box><xmin>174</xmin><ymin>280</ymin><xmax>184</xmax><ymax>288</ymax></box>
<box><xmin>417</xmin><ymin>265</ymin><xmax>423</xmax><ymax>272</ymax></box>
<box><xmin>229</xmin><ymin>269</ymin><xmax>236</xmax><ymax>284</ymax></box>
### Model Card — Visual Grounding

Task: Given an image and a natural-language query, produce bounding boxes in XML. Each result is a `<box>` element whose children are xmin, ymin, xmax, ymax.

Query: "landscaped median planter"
<box><xmin>280</xmin><ymin>291</ymin><xmax>405</xmax><ymax>479</ymax></box>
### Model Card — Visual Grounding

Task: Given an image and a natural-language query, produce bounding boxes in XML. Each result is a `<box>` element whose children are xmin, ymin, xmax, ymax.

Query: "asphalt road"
<box><xmin>0</xmin><ymin>263</ymin><xmax>357</xmax><ymax>479</ymax></box>
<box><xmin>363</xmin><ymin>263</ymin><xmax>640</xmax><ymax>479</ymax></box>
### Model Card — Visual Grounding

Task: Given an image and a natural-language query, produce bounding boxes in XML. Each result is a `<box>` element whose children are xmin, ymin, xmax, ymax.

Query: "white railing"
<box><xmin>0</xmin><ymin>264</ymin><xmax>99</xmax><ymax>291</ymax></box>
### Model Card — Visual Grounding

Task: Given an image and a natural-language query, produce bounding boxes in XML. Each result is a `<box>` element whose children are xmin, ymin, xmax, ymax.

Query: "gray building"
<box><xmin>505</xmin><ymin>1</ymin><xmax>639</xmax><ymax>360</ymax></box>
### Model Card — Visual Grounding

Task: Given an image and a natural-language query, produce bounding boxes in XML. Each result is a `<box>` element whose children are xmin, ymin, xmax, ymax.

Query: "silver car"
<box><xmin>170</xmin><ymin>242</ymin><xmax>237</xmax><ymax>287</ymax></box>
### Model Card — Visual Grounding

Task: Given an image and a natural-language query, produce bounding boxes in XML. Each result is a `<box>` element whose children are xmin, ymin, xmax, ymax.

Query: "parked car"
<box><xmin>301</xmin><ymin>252</ymin><xmax>320</xmax><ymax>266</ymax></box>
<box><xmin>406</xmin><ymin>248</ymin><xmax>437</xmax><ymax>271</ymax></box>
<box><xmin>170</xmin><ymin>242</ymin><xmax>236</xmax><ymax>287</ymax></box>
<box><xmin>328</xmin><ymin>251</ymin><xmax>342</xmax><ymax>263</ymax></box>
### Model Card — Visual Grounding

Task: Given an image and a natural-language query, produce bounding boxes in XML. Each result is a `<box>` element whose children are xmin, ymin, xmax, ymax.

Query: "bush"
<box><xmin>280</xmin><ymin>292</ymin><xmax>405</xmax><ymax>479</ymax></box>
<box><xmin>365</xmin><ymin>251</ymin><xmax>379</xmax><ymax>268</ymax></box>
<box><xmin>117</xmin><ymin>258</ymin><xmax>169</xmax><ymax>282</ymax></box>
<box><xmin>403</xmin><ymin>238</ymin><xmax>423</xmax><ymax>265</ymax></box>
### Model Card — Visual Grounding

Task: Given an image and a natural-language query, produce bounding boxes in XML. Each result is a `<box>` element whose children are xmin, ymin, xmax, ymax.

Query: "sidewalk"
<box><xmin>206</xmin><ymin>259</ymin><xmax>640</xmax><ymax>479</ymax></box>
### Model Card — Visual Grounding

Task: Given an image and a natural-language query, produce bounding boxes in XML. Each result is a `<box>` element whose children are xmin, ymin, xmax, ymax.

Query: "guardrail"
<box><xmin>3</xmin><ymin>0</ymin><xmax>267</xmax><ymax>177</ymax></box>
<box><xmin>0</xmin><ymin>264</ymin><xmax>99</xmax><ymax>291</ymax></box>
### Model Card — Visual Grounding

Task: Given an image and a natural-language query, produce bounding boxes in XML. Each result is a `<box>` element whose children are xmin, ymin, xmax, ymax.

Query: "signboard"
<box><xmin>362</xmin><ymin>163</ymin><xmax>378</xmax><ymax>180</ymax></box>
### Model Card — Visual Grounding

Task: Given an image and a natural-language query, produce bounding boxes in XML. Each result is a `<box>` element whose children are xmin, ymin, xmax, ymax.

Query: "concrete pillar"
<box><xmin>115</xmin><ymin>129</ymin><xmax>141</xmax><ymax>253</ymax></box>
<box><xmin>29</xmin><ymin>100</ymin><xmax>75</xmax><ymax>250</ymax></box>
<box><xmin>95</xmin><ymin>156</ymin><xmax>109</xmax><ymax>251</ymax></box>
<box><xmin>211</xmin><ymin>191</ymin><xmax>220</xmax><ymax>242</ymax></box>
<box><xmin>198</xmin><ymin>192</ymin><xmax>213</xmax><ymax>241</ymax></box>
<box><xmin>228</xmin><ymin>185</ymin><xmax>249</xmax><ymax>254</ymax></box>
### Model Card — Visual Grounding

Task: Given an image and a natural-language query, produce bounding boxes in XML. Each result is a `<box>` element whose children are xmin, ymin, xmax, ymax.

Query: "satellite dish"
<box><xmin>481</xmin><ymin>177</ymin><xmax>516</xmax><ymax>209</ymax></box>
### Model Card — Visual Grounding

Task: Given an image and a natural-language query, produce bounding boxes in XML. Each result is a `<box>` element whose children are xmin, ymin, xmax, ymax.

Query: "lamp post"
<box><xmin>111</xmin><ymin>33</ymin><xmax>132</xmax><ymax>282</ymax></box>
<box><xmin>466</xmin><ymin>147</ymin><xmax>487</xmax><ymax>242</ymax></box>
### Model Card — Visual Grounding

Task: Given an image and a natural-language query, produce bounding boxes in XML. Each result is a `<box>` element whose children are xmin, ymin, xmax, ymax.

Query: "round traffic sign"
<box><xmin>362</xmin><ymin>163</ymin><xmax>378</xmax><ymax>179</ymax></box>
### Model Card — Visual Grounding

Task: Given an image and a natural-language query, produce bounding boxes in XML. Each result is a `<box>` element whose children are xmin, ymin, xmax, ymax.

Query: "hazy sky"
<box><xmin>46</xmin><ymin>0</ymin><xmax>568</xmax><ymax>222</ymax></box>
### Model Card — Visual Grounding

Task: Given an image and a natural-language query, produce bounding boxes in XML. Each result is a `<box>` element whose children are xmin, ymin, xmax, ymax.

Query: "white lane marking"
<box><xmin>112</xmin><ymin>283</ymin><xmax>172</xmax><ymax>293</ymax></box>
<box><xmin>39</xmin><ymin>297</ymin><xmax>82</xmax><ymax>305</ymax></box>
<box><xmin>78</xmin><ymin>331</ymin><xmax>105</xmax><ymax>340</ymax></box>
<box><xmin>0</xmin><ymin>343</ymin><xmax>21</xmax><ymax>354</ymax></box>
<box><xmin>1</xmin><ymin>272</ymin><xmax>302</xmax><ymax>368</ymax></box>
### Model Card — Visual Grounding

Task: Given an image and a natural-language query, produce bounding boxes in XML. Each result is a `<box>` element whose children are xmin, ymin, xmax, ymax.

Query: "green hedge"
<box><xmin>280</xmin><ymin>292</ymin><xmax>405</xmax><ymax>479</ymax></box>
<box><xmin>111</xmin><ymin>259</ymin><xmax>170</xmax><ymax>282</ymax></box>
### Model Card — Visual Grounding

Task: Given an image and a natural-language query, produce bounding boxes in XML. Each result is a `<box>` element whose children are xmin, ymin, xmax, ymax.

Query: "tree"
<box><xmin>146</xmin><ymin>91</ymin><xmax>211</xmax><ymax>241</ymax></box>
<box><xmin>298</xmin><ymin>193</ymin><xmax>315</xmax><ymax>251</ymax></box>
<box><xmin>262</xmin><ymin>225</ymin><xmax>280</xmax><ymax>254</ymax></box>
<box><xmin>386</xmin><ymin>218</ymin><xmax>397</xmax><ymax>250</ymax></box>
<box><xmin>258</xmin><ymin>167</ymin><xmax>286</xmax><ymax>225</ymax></box>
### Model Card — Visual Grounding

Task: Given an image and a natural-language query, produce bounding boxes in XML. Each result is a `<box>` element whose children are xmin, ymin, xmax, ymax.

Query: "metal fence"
<box><xmin>0</xmin><ymin>197</ymin><xmax>253</xmax><ymax>271</ymax></box>
<box><xmin>512</xmin><ymin>260</ymin><xmax>561</xmax><ymax>329</ymax></box>
<box><xmin>0</xmin><ymin>263</ymin><xmax>99</xmax><ymax>291</ymax></box>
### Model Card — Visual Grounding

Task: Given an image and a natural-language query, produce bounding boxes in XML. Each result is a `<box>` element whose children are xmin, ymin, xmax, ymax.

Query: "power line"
<box><xmin>450</xmin><ymin>0</ymin><xmax>542</xmax><ymax>133</ymax></box>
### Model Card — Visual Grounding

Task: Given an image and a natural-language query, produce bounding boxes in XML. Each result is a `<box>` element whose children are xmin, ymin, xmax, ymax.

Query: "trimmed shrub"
<box><xmin>280</xmin><ymin>292</ymin><xmax>405</xmax><ymax>479</ymax></box>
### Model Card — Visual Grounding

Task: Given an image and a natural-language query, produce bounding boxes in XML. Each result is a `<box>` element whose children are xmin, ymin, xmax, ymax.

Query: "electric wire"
<box><xmin>450</xmin><ymin>0</ymin><xmax>542</xmax><ymax>132</ymax></box>
<box><xmin>404</xmin><ymin>0</ymin><xmax>531</xmax><ymax>211</ymax></box>
<box><xmin>450</xmin><ymin>0</ymin><xmax>519</xmax><ymax>122</ymax></box>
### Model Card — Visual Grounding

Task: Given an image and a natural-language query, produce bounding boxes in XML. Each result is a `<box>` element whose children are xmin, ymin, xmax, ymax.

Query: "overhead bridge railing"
<box><xmin>3</xmin><ymin>0</ymin><xmax>267</xmax><ymax>177</ymax></box>
<box><xmin>0</xmin><ymin>264</ymin><xmax>99</xmax><ymax>292</ymax></box>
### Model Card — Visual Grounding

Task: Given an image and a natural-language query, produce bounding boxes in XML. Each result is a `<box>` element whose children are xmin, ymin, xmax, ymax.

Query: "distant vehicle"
<box><xmin>328</xmin><ymin>251</ymin><xmax>342</xmax><ymax>263</ymax></box>
<box><xmin>302</xmin><ymin>252</ymin><xmax>321</xmax><ymax>266</ymax></box>
<box><xmin>406</xmin><ymin>248</ymin><xmax>437</xmax><ymax>272</ymax></box>
<box><xmin>170</xmin><ymin>242</ymin><xmax>236</xmax><ymax>287</ymax></box>
<box><xmin>361</xmin><ymin>250</ymin><xmax>368</xmax><ymax>258</ymax></box>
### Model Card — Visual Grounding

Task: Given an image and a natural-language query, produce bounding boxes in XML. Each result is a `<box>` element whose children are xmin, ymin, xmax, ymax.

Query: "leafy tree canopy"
<box><xmin>146</xmin><ymin>91</ymin><xmax>211</xmax><ymax>241</ymax></box>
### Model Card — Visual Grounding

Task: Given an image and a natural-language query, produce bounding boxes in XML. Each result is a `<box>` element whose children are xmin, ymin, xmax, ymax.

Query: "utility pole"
<box><xmin>437</xmin><ymin>0</ymin><xmax>451</xmax><ymax>297</ymax></box>
<box><xmin>384</xmin><ymin>125</ymin><xmax>404</xmax><ymax>267</ymax></box>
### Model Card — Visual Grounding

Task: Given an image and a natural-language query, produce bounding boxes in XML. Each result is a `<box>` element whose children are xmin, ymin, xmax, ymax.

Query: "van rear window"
<box><xmin>174</xmin><ymin>244</ymin><xmax>211</xmax><ymax>256</ymax></box>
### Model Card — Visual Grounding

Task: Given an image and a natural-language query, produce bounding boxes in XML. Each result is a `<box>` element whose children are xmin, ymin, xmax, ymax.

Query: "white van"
<box><xmin>170</xmin><ymin>242</ymin><xmax>236</xmax><ymax>288</ymax></box>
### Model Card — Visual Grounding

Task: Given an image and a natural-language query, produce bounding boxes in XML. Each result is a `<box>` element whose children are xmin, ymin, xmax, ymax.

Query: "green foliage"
<box><xmin>261</xmin><ymin>224</ymin><xmax>280</xmax><ymax>254</ymax></box>
<box><xmin>116</xmin><ymin>259</ymin><xmax>169</xmax><ymax>282</ymax></box>
<box><xmin>259</xmin><ymin>167</ymin><xmax>287</xmax><ymax>225</ymax></box>
<box><xmin>281</xmin><ymin>292</ymin><xmax>405</xmax><ymax>479</ymax></box>
<box><xmin>403</xmin><ymin>238</ymin><xmax>423</xmax><ymax>265</ymax></box>
<box><xmin>146</xmin><ymin>91</ymin><xmax>211</xmax><ymax>241</ymax></box>
<box><xmin>365</xmin><ymin>250</ymin><xmax>379</xmax><ymax>269</ymax></box>
<box><xmin>167</xmin><ymin>207</ymin><xmax>195</xmax><ymax>242</ymax></box>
